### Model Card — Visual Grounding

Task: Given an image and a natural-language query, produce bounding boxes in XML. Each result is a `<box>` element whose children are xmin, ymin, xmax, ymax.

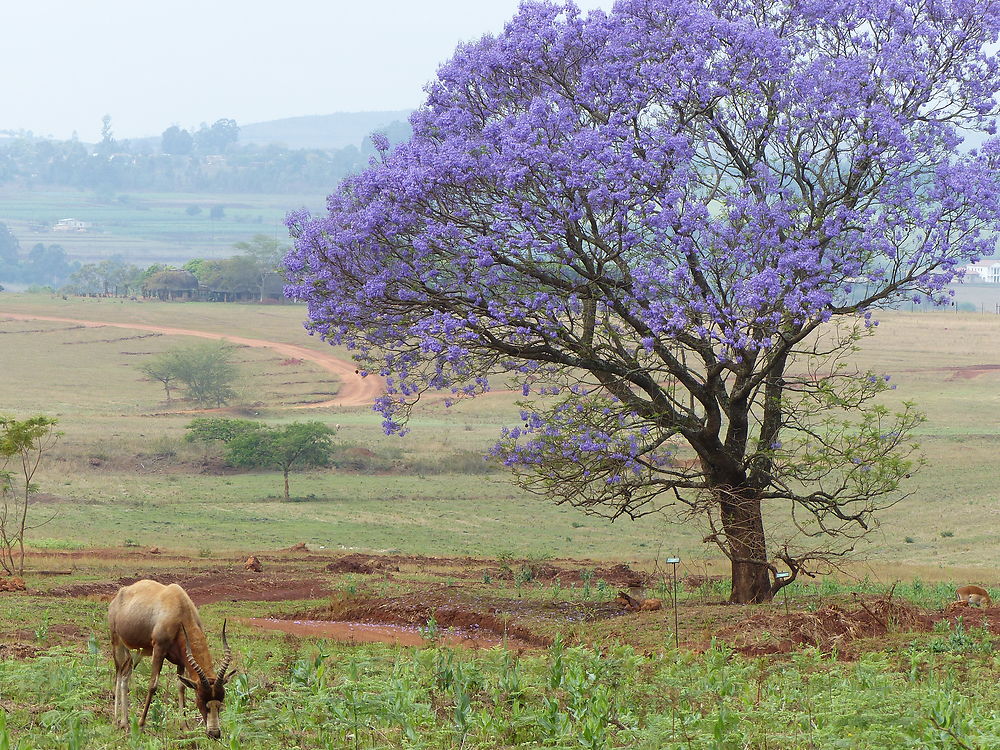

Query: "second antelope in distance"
<box><xmin>108</xmin><ymin>579</ymin><xmax>236</xmax><ymax>738</ymax></box>
<box><xmin>956</xmin><ymin>585</ymin><xmax>993</xmax><ymax>608</ymax></box>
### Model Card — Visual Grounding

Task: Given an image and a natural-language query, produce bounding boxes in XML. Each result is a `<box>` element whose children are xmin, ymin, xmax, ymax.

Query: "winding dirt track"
<box><xmin>0</xmin><ymin>312</ymin><xmax>384</xmax><ymax>409</ymax></box>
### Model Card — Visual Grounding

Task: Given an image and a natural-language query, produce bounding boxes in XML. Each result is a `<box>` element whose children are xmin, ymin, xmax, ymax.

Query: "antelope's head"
<box><xmin>180</xmin><ymin>622</ymin><xmax>236</xmax><ymax>739</ymax></box>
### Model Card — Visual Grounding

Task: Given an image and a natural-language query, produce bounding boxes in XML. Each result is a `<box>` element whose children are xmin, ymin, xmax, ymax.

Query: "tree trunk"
<box><xmin>17</xmin><ymin>488</ymin><xmax>28</xmax><ymax>577</ymax></box>
<box><xmin>719</xmin><ymin>491</ymin><xmax>773</xmax><ymax>604</ymax></box>
<box><xmin>283</xmin><ymin>469</ymin><xmax>290</xmax><ymax>500</ymax></box>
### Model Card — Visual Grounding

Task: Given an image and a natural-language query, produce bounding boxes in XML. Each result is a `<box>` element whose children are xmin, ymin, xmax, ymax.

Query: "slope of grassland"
<box><xmin>1</xmin><ymin>294</ymin><xmax>1000</xmax><ymax>577</ymax></box>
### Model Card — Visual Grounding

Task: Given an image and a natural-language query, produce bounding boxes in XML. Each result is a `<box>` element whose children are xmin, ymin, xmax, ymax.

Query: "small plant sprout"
<box><xmin>420</xmin><ymin>616</ymin><xmax>441</xmax><ymax>646</ymax></box>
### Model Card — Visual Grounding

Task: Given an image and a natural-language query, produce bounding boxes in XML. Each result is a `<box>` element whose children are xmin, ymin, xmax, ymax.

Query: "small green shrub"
<box><xmin>28</xmin><ymin>539</ymin><xmax>85</xmax><ymax>551</ymax></box>
<box><xmin>419</xmin><ymin>616</ymin><xmax>440</xmax><ymax>645</ymax></box>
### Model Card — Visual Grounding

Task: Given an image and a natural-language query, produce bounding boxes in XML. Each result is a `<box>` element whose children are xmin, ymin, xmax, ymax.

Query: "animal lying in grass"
<box><xmin>614</xmin><ymin>590</ymin><xmax>663</xmax><ymax>612</ymax></box>
<box><xmin>108</xmin><ymin>579</ymin><xmax>236</xmax><ymax>738</ymax></box>
<box><xmin>955</xmin><ymin>585</ymin><xmax>992</xmax><ymax>608</ymax></box>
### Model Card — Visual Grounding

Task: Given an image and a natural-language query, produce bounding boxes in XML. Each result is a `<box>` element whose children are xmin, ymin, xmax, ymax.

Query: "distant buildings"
<box><xmin>52</xmin><ymin>218</ymin><xmax>90</xmax><ymax>232</ymax></box>
<box><xmin>961</xmin><ymin>261</ymin><xmax>1000</xmax><ymax>283</ymax></box>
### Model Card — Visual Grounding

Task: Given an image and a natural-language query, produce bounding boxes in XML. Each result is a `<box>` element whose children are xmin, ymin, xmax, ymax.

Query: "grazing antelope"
<box><xmin>956</xmin><ymin>585</ymin><xmax>993</xmax><ymax>608</ymax></box>
<box><xmin>108</xmin><ymin>580</ymin><xmax>235</xmax><ymax>738</ymax></box>
<box><xmin>614</xmin><ymin>590</ymin><xmax>663</xmax><ymax>612</ymax></box>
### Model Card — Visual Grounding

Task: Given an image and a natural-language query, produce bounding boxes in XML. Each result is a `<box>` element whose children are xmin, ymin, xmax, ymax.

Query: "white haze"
<box><xmin>2</xmin><ymin>0</ymin><xmax>613</xmax><ymax>143</ymax></box>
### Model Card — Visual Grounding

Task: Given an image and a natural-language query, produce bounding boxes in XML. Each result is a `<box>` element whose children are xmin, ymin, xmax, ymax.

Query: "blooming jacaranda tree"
<box><xmin>286</xmin><ymin>0</ymin><xmax>1000</xmax><ymax>602</ymax></box>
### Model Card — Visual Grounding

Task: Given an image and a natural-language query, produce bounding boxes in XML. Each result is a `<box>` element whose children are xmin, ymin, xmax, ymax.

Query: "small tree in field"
<box><xmin>142</xmin><ymin>341</ymin><xmax>241</xmax><ymax>407</ymax></box>
<box><xmin>173</xmin><ymin>341</ymin><xmax>240</xmax><ymax>407</ymax></box>
<box><xmin>0</xmin><ymin>416</ymin><xmax>60</xmax><ymax>576</ymax></box>
<box><xmin>140</xmin><ymin>350</ymin><xmax>183</xmax><ymax>403</ymax></box>
<box><xmin>286</xmin><ymin>0</ymin><xmax>1000</xmax><ymax>602</ymax></box>
<box><xmin>225</xmin><ymin>422</ymin><xmax>335</xmax><ymax>500</ymax></box>
<box><xmin>184</xmin><ymin>417</ymin><xmax>261</xmax><ymax>460</ymax></box>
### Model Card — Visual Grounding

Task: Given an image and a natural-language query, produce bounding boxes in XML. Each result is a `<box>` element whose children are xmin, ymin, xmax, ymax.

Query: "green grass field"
<box><xmin>3</xmin><ymin>621</ymin><xmax>998</xmax><ymax>749</ymax></box>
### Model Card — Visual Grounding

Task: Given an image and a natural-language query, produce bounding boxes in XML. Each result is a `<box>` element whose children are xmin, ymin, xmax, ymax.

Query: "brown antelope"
<box><xmin>614</xmin><ymin>590</ymin><xmax>663</xmax><ymax>612</ymax></box>
<box><xmin>108</xmin><ymin>580</ymin><xmax>236</xmax><ymax>738</ymax></box>
<box><xmin>956</xmin><ymin>584</ymin><xmax>993</xmax><ymax>608</ymax></box>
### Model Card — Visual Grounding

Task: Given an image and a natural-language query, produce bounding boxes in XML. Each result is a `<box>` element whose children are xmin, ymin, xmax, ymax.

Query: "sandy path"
<box><xmin>0</xmin><ymin>312</ymin><xmax>384</xmax><ymax>409</ymax></box>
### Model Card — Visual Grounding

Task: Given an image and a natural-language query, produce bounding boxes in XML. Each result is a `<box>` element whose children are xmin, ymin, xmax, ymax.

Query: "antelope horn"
<box><xmin>215</xmin><ymin>619</ymin><xmax>234</xmax><ymax>679</ymax></box>
<box><xmin>181</xmin><ymin>625</ymin><xmax>211</xmax><ymax>687</ymax></box>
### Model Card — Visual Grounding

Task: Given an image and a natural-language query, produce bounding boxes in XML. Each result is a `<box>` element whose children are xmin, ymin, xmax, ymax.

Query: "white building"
<box><xmin>53</xmin><ymin>218</ymin><xmax>90</xmax><ymax>232</ymax></box>
<box><xmin>961</xmin><ymin>262</ymin><xmax>1000</xmax><ymax>283</ymax></box>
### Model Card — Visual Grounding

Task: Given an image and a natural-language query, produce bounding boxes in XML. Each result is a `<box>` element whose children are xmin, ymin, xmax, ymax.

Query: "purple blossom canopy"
<box><xmin>288</xmin><ymin>0</ymin><xmax>1000</xmax><ymax>412</ymax></box>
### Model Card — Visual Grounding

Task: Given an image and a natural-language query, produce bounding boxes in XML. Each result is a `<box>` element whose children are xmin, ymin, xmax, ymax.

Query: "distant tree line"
<box><xmin>0</xmin><ymin>223</ymin><xmax>77</xmax><ymax>287</ymax></box>
<box><xmin>0</xmin><ymin>117</ymin><xmax>410</xmax><ymax>194</ymax></box>
<box><xmin>0</xmin><ymin>224</ymin><xmax>288</xmax><ymax>301</ymax></box>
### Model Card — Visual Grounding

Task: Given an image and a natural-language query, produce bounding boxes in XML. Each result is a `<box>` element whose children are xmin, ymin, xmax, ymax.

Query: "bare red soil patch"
<box><xmin>926</xmin><ymin>604</ymin><xmax>1000</xmax><ymax>628</ymax></box>
<box><xmin>885</xmin><ymin>363</ymin><xmax>1000</xmax><ymax>380</ymax></box>
<box><xmin>291</xmin><ymin>591</ymin><xmax>554</xmax><ymax>647</ymax></box>
<box><xmin>244</xmin><ymin>617</ymin><xmax>537</xmax><ymax>650</ymax></box>
<box><xmin>488</xmin><ymin>560</ymin><xmax>650</xmax><ymax>587</ymax></box>
<box><xmin>0</xmin><ymin>643</ymin><xmax>39</xmax><ymax>660</ymax></box>
<box><xmin>326</xmin><ymin>553</ymin><xmax>401</xmax><ymax>574</ymax></box>
<box><xmin>285</xmin><ymin>588</ymin><xmax>633</xmax><ymax>649</ymax></box>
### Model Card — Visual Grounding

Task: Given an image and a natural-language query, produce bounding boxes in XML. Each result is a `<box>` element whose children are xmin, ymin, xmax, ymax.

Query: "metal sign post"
<box><xmin>776</xmin><ymin>571</ymin><xmax>791</xmax><ymax>616</ymax></box>
<box><xmin>666</xmin><ymin>557</ymin><xmax>681</xmax><ymax>648</ymax></box>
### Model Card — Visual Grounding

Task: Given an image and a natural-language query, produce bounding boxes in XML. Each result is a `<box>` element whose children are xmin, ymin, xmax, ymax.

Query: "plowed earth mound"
<box><xmin>326</xmin><ymin>553</ymin><xmax>401</xmax><ymax>574</ymax></box>
<box><xmin>0</xmin><ymin>643</ymin><xmax>39</xmax><ymax>660</ymax></box>
<box><xmin>46</xmin><ymin>570</ymin><xmax>329</xmax><ymax>605</ymax></box>
<box><xmin>926</xmin><ymin>604</ymin><xmax>1000</xmax><ymax>629</ymax></box>
<box><xmin>717</xmin><ymin>595</ymin><xmax>937</xmax><ymax>657</ymax></box>
<box><xmin>488</xmin><ymin>561</ymin><xmax>649</xmax><ymax>586</ymax></box>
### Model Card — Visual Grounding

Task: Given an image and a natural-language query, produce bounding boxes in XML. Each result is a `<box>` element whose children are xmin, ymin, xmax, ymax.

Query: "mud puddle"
<box><xmin>244</xmin><ymin>617</ymin><xmax>538</xmax><ymax>650</ymax></box>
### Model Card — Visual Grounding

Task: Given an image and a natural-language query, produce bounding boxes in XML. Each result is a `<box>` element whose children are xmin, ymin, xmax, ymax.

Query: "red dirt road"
<box><xmin>0</xmin><ymin>312</ymin><xmax>384</xmax><ymax>408</ymax></box>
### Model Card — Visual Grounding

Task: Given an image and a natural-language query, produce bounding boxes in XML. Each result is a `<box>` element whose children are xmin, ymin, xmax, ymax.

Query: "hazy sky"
<box><xmin>3</xmin><ymin>0</ymin><xmax>614</xmax><ymax>143</ymax></box>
